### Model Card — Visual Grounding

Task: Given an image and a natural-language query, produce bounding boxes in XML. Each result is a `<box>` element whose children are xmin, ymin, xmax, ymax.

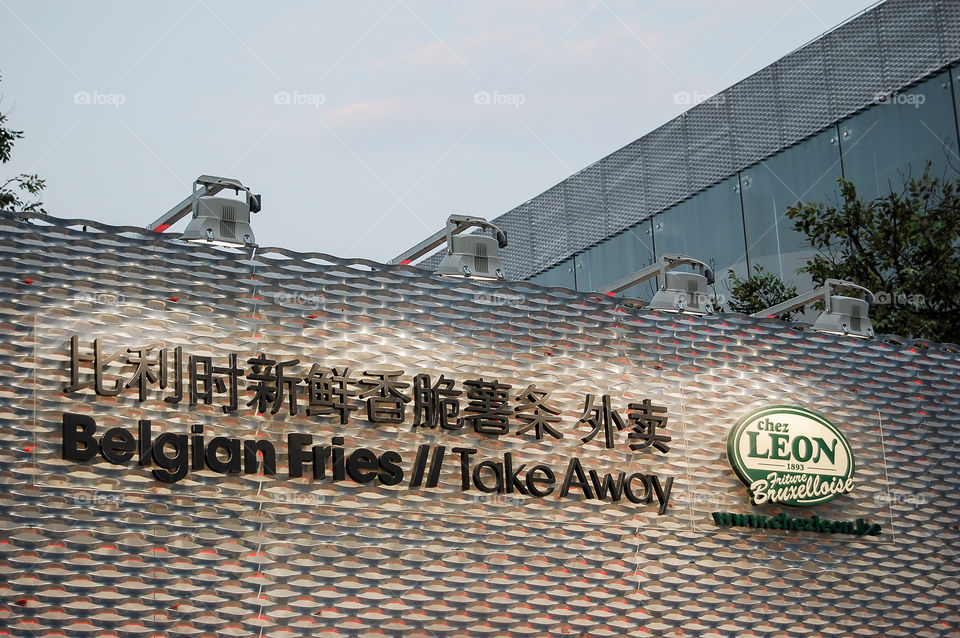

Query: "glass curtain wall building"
<box><xmin>530</xmin><ymin>68</ymin><xmax>959</xmax><ymax>298</ymax></box>
<box><xmin>422</xmin><ymin>0</ymin><xmax>960</xmax><ymax>302</ymax></box>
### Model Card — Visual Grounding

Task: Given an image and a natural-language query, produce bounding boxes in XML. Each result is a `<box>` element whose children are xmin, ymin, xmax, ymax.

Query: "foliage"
<box><xmin>1</xmin><ymin>74</ymin><xmax>46</xmax><ymax>213</ymax></box>
<box><xmin>785</xmin><ymin>165</ymin><xmax>960</xmax><ymax>343</ymax></box>
<box><xmin>726</xmin><ymin>265</ymin><xmax>800</xmax><ymax>321</ymax></box>
<box><xmin>725</xmin><ymin>164</ymin><xmax>960</xmax><ymax>343</ymax></box>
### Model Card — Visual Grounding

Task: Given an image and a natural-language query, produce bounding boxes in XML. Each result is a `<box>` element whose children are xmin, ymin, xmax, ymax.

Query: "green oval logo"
<box><xmin>726</xmin><ymin>406</ymin><xmax>855</xmax><ymax>507</ymax></box>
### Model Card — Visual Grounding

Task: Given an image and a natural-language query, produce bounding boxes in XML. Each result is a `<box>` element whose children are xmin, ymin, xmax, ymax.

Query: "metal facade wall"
<box><xmin>444</xmin><ymin>0</ymin><xmax>960</xmax><ymax>281</ymax></box>
<box><xmin>1</xmin><ymin>213</ymin><xmax>958</xmax><ymax>636</ymax></box>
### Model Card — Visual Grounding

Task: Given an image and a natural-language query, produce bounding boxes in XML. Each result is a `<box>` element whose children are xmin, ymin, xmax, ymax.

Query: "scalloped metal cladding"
<box><xmin>2</xmin><ymin>210</ymin><xmax>959</xmax><ymax>637</ymax></box>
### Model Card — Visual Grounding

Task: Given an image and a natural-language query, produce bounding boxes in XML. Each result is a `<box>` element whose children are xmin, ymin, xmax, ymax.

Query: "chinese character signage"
<box><xmin>60</xmin><ymin>335</ymin><xmax>676</xmax><ymax>515</ymax></box>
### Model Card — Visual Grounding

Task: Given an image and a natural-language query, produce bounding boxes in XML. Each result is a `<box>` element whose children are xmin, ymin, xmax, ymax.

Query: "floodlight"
<box><xmin>752</xmin><ymin>279</ymin><xmax>875</xmax><ymax>339</ymax></box>
<box><xmin>389</xmin><ymin>214</ymin><xmax>508</xmax><ymax>280</ymax></box>
<box><xmin>598</xmin><ymin>254</ymin><xmax>716</xmax><ymax>314</ymax></box>
<box><xmin>148</xmin><ymin>175</ymin><xmax>261</xmax><ymax>248</ymax></box>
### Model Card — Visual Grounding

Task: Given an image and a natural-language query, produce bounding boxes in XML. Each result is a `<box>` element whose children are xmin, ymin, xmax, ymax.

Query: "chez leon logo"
<box><xmin>714</xmin><ymin>406</ymin><xmax>879</xmax><ymax>537</ymax></box>
<box><xmin>726</xmin><ymin>406</ymin><xmax>855</xmax><ymax>507</ymax></box>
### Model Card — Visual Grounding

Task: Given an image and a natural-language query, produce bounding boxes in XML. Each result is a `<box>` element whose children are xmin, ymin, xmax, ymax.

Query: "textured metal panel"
<box><xmin>683</xmin><ymin>99</ymin><xmax>736</xmax><ymax>193</ymax></box>
<box><xmin>824</xmin><ymin>8</ymin><xmax>887</xmax><ymax>121</ymax></box>
<box><xmin>729</xmin><ymin>66</ymin><xmax>786</xmax><ymax>167</ymax></box>
<box><xmin>528</xmin><ymin>185</ymin><xmax>568</xmax><ymax>273</ymax></box>
<box><xmin>775</xmin><ymin>38</ymin><xmax>834</xmax><ymax>143</ymax></box>
<box><xmin>491</xmin><ymin>202</ymin><xmax>535</xmax><ymax>280</ymax></box>
<box><xmin>417</xmin><ymin>246</ymin><xmax>444</xmax><ymax>272</ymax></box>
<box><xmin>640</xmin><ymin>118</ymin><xmax>690</xmax><ymax>213</ymax></box>
<box><xmin>598</xmin><ymin>142</ymin><xmax>644</xmax><ymax>236</ymax></box>
<box><xmin>562</xmin><ymin>165</ymin><xmax>605</xmax><ymax>249</ymax></box>
<box><xmin>938</xmin><ymin>0</ymin><xmax>960</xmax><ymax>63</ymax></box>
<box><xmin>878</xmin><ymin>0</ymin><xmax>946</xmax><ymax>88</ymax></box>
<box><xmin>1</xmin><ymin>212</ymin><xmax>960</xmax><ymax>636</ymax></box>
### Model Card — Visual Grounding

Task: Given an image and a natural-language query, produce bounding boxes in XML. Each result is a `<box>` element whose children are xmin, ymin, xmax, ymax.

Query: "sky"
<box><xmin>0</xmin><ymin>0</ymin><xmax>880</xmax><ymax>263</ymax></box>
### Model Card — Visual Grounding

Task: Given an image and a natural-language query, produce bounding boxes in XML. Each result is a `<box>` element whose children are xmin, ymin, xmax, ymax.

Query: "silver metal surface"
<box><xmin>1</xmin><ymin>211</ymin><xmax>958</xmax><ymax>636</ymax></box>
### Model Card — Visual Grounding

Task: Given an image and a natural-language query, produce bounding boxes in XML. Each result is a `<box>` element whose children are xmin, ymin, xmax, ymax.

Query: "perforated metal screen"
<box><xmin>1</xmin><ymin>212</ymin><xmax>958</xmax><ymax>636</ymax></box>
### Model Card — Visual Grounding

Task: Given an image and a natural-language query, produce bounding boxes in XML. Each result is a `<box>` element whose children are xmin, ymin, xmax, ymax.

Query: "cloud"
<box><xmin>373</xmin><ymin>40</ymin><xmax>462</xmax><ymax>70</ymax></box>
<box><xmin>269</xmin><ymin>94</ymin><xmax>466</xmax><ymax>137</ymax></box>
<box><xmin>322</xmin><ymin>96</ymin><xmax>425</xmax><ymax>128</ymax></box>
<box><xmin>456</xmin><ymin>24</ymin><xmax>545</xmax><ymax>57</ymax></box>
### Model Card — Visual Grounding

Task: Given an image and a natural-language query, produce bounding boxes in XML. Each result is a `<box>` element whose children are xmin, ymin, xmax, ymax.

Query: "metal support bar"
<box><xmin>388</xmin><ymin>214</ymin><xmax>508</xmax><ymax>265</ymax></box>
<box><xmin>597</xmin><ymin>254</ymin><xmax>715</xmax><ymax>295</ymax></box>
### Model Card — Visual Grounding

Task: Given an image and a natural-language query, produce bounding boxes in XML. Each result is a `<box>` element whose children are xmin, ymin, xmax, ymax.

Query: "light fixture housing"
<box><xmin>435</xmin><ymin>234</ymin><xmax>505</xmax><ymax>280</ymax></box>
<box><xmin>752</xmin><ymin>279</ymin><xmax>875</xmax><ymax>339</ymax></box>
<box><xmin>181</xmin><ymin>196</ymin><xmax>256</xmax><ymax>248</ymax></box>
<box><xmin>812</xmin><ymin>294</ymin><xmax>875</xmax><ymax>338</ymax></box>
<box><xmin>648</xmin><ymin>270</ymin><xmax>714</xmax><ymax>314</ymax></box>
<box><xmin>596</xmin><ymin>254</ymin><xmax>716</xmax><ymax>315</ymax></box>
<box><xmin>390</xmin><ymin>214</ymin><xmax>508</xmax><ymax>281</ymax></box>
<box><xmin>147</xmin><ymin>175</ymin><xmax>261</xmax><ymax>248</ymax></box>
